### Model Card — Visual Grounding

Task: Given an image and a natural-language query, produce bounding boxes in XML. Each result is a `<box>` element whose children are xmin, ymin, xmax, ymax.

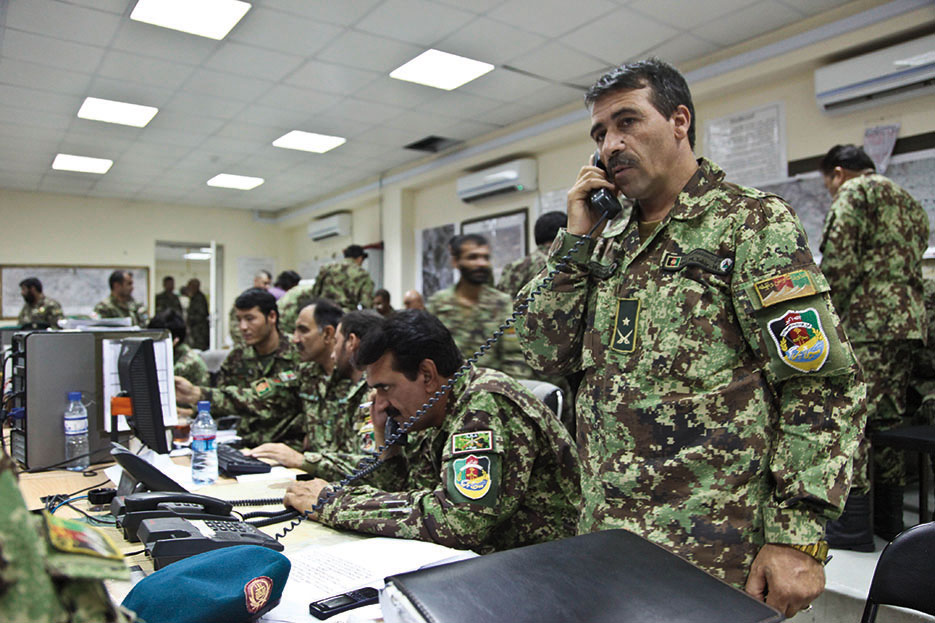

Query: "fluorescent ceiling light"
<box><xmin>52</xmin><ymin>154</ymin><xmax>113</xmax><ymax>174</ymax></box>
<box><xmin>390</xmin><ymin>49</ymin><xmax>494</xmax><ymax>90</ymax></box>
<box><xmin>183</xmin><ymin>252</ymin><xmax>212</xmax><ymax>260</ymax></box>
<box><xmin>130</xmin><ymin>0</ymin><xmax>251</xmax><ymax>40</ymax></box>
<box><xmin>273</xmin><ymin>131</ymin><xmax>346</xmax><ymax>154</ymax></box>
<box><xmin>207</xmin><ymin>174</ymin><xmax>264</xmax><ymax>190</ymax></box>
<box><xmin>78</xmin><ymin>97</ymin><xmax>158</xmax><ymax>127</ymax></box>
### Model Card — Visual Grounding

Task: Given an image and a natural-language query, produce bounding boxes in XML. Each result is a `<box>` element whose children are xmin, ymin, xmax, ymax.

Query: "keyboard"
<box><xmin>217</xmin><ymin>444</ymin><xmax>271</xmax><ymax>476</ymax></box>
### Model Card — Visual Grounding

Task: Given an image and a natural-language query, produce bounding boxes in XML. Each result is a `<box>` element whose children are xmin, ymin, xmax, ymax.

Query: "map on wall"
<box><xmin>757</xmin><ymin>149</ymin><xmax>935</xmax><ymax>261</ymax></box>
<box><xmin>1</xmin><ymin>265</ymin><xmax>150</xmax><ymax>320</ymax></box>
<box><xmin>419</xmin><ymin>223</ymin><xmax>456</xmax><ymax>299</ymax></box>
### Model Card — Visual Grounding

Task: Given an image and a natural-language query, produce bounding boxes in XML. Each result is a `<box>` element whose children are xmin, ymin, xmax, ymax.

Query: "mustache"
<box><xmin>607</xmin><ymin>153</ymin><xmax>638</xmax><ymax>169</ymax></box>
<box><xmin>385</xmin><ymin>406</ymin><xmax>402</xmax><ymax>419</ymax></box>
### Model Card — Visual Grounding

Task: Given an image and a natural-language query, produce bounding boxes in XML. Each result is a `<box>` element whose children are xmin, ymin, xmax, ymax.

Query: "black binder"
<box><xmin>384</xmin><ymin>530</ymin><xmax>784</xmax><ymax>623</ymax></box>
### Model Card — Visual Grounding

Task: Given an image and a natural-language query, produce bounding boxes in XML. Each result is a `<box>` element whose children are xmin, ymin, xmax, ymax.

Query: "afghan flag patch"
<box><xmin>279</xmin><ymin>370</ymin><xmax>297</xmax><ymax>382</ymax></box>
<box><xmin>754</xmin><ymin>270</ymin><xmax>817</xmax><ymax>307</ymax></box>
<box><xmin>252</xmin><ymin>378</ymin><xmax>273</xmax><ymax>397</ymax></box>
<box><xmin>451</xmin><ymin>431</ymin><xmax>493</xmax><ymax>454</ymax></box>
<box><xmin>452</xmin><ymin>454</ymin><xmax>492</xmax><ymax>500</ymax></box>
<box><xmin>767</xmin><ymin>308</ymin><xmax>829</xmax><ymax>373</ymax></box>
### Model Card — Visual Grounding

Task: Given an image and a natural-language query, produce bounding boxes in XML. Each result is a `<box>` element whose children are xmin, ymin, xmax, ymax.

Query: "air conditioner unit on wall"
<box><xmin>814</xmin><ymin>34</ymin><xmax>935</xmax><ymax>114</ymax></box>
<box><xmin>307</xmin><ymin>212</ymin><xmax>352</xmax><ymax>241</ymax></box>
<box><xmin>456</xmin><ymin>158</ymin><xmax>537</xmax><ymax>203</ymax></box>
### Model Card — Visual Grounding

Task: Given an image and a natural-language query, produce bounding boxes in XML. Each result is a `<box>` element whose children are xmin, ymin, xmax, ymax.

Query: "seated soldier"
<box><xmin>175</xmin><ymin>288</ymin><xmax>303</xmax><ymax>448</ymax></box>
<box><xmin>282</xmin><ymin>310</ymin><xmax>581</xmax><ymax>553</ymax></box>
<box><xmin>150</xmin><ymin>308</ymin><xmax>208</xmax><ymax>387</ymax></box>
<box><xmin>248</xmin><ymin>310</ymin><xmax>383</xmax><ymax>479</ymax></box>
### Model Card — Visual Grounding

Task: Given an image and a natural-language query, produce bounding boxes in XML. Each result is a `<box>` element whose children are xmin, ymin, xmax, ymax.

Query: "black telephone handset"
<box><xmin>589</xmin><ymin>150</ymin><xmax>623</xmax><ymax>219</ymax></box>
<box><xmin>113</xmin><ymin>491</ymin><xmax>236</xmax><ymax>542</ymax></box>
<box><xmin>385</xmin><ymin>415</ymin><xmax>406</xmax><ymax>446</ymax></box>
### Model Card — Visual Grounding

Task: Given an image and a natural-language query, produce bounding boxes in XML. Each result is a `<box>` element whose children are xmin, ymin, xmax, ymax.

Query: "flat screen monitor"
<box><xmin>117</xmin><ymin>337</ymin><xmax>169</xmax><ymax>454</ymax></box>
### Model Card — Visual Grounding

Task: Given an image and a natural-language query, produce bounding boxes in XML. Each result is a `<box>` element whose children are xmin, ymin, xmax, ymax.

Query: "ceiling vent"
<box><xmin>456</xmin><ymin>158</ymin><xmax>537</xmax><ymax>203</ymax></box>
<box><xmin>405</xmin><ymin>135</ymin><xmax>462</xmax><ymax>153</ymax></box>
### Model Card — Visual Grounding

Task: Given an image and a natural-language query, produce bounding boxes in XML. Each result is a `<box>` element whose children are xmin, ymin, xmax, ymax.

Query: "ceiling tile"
<box><xmin>642</xmin><ymin>34</ymin><xmax>720</xmax><ymax>68</ymax></box>
<box><xmin>434</xmin><ymin>0</ymin><xmax>504</xmax><ymax>12</ymax></box>
<box><xmin>143</xmin><ymin>128</ymin><xmax>209</xmax><ymax>148</ymax></box>
<box><xmin>487</xmin><ymin>0</ymin><xmax>618</xmax><ymax>38</ymax></box>
<box><xmin>40</xmin><ymin>175</ymin><xmax>99</xmax><ymax>193</ymax></box>
<box><xmin>778</xmin><ymin>0</ymin><xmax>852</xmax><ymax>15</ymax></box>
<box><xmin>237</xmin><ymin>104</ymin><xmax>316</xmax><ymax>129</ymax></box>
<box><xmin>0</xmin><ymin>106</ymin><xmax>73</xmax><ymax>130</ymax></box>
<box><xmin>97</xmin><ymin>49</ymin><xmax>197</xmax><ymax>91</ymax></box>
<box><xmin>562</xmin><ymin>8</ymin><xmax>678</xmax><ymax>65</ymax></box>
<box><xmin>145</xmin><ymin>110</ymin><xmax>227</xmax><ymax>136</ymax></box>
<box><xmin>204</xmin><ymin>42</ymin><xmax>305</xmax><ymax>81</ymax></box>
<box><xmin>285</xmin><ymin>60</ymin><xmax>380</xmax><ymax>95</ymax></box>
<box><xmin>0</xmin><ymin>141</ymin><xmax>60</xmax><ymax>165</ymax></box>
<box><xmin>1</xmin><ymin>29</ymin><xmax>106</xmax><ymax>72</ymax></box>
<box><xmin>0</xmin><ymin>170</ymin><xmax>43</xmax><ymax>188</ymax></box>
<box><xmin>0</xmin><ymin>121</ymin><xmax>62</xmax><ymax>143</ymax></box>
<box><xmin>355</xmin><ymin>0</ymin><xmax>475</xmax><ymax>46</ymax></box>
<box><xmin>694</xmin><ymin>1</ymin><xmax>804</xmax><ymax>47</ymax></box>
<box><xmin>0</xmin><ymin>58</ymin><xmax>93</xmax><ymax>94</ymax></box>
<box><xmin>629</xmin><ymin>0</ymin><xmax>760</xmax><ymax>29</ymax></box>
<box><xmin>228</xmin><ymin>7</ymin><xmax>344</xmax><ymax>56</ymax></box>
<box><xmin>324</xmin><ymin>97</ymin><xmax>409</xmax><ymax>126</ymax></box>
<box><xmin>413</xmin><ymin>90</ymin><xmax>502</xmax><ymax>118</ymax></box>
<box><xmin>110</xmin><ymin>20</ymin><xmax>219</xmax><ymax>65</ymax></box>
<box><xmin>433</xmin><ymin>16</ymin><xmax>546</xmax><ymax>65</ymax></box>
<box><xmin>60</xmin><ymin>129</ymin><xmax>136</xmax><ymax>154</ymax></box>
<box><xmin>457</xmin><ymin>68</ymin><xmax>551</xmax><ymax>102</ymax></box>
<box><xmin>522</xmin><ymin>83</ymin><xmax>586</xmax><ymax>116</ymax></box>
<box><xmin>197</xmin><ymin>135</ymin><xmax>265</xmax><ymax>157</ymax></box>
<box><xmin>474</xmin><ymin>100</ymin><xmax>546</xmax><ymax>127</ymax></box>
<box><xmin>355</xmin><ymin>77</ymin><xmax>442</xmax><ymax>108</ymax></box>
<box><xmin>86</xmin><ymin>76</ymin><xmax>177</xmax><ymax>108</ymax></box>
<box><xmin>181</xmin><ymin>69</ymin><xmax>275</xmax><ymax>103</ymax></box>
<box><xmin>261</xmin><ymin>0</ymin><xmax>383</xmax><ymax>26</ymax></box>
<box><xmin>5</xmin><ymin>0</ymin><xmax>122</xmax><ymax>47</ymax></box>
<box><xmin>63</xmin><ymin>0</ymin><xmax>128</xmax><ymax>14</ymax></box>
<box><xmin>215</xmin><ymin>121</ymin><xmax>282</xmax><ymax>142</ymax></box>
<box><xmin>317</xmin><ymin>30</ymin><xmax>425</xmax><ymax>73</ymax></box>
<box><xmin>357</xmin><ymin>124</ymin><xmax>424</xmax><ymax>148</ymax></box>
<box><xmin>167</xmin><ymin>91</ymin><xmax>249</xmax><ymax>120</ymax></box>
<box><xmin>0</xmin><ymin>83</ymin><xmax>83</xmax><ymax>116</ymax></box>
<box><xmin>444</xmin><ymin>118</ymin><xmax>500</xmax><ymax>141</ymax></box>
<box><xmin>257</xmin><ymin>85</ymin><xmax>344</xmax><ymax>114</ymax></box>
<box><xmin>508</xmin><ymin>41</ymin><xmax>610</xmax><ymax>84</ymax></box>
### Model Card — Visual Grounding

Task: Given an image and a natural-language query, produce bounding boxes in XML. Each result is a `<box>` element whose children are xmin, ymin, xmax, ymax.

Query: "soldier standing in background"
<box><xmin>154</xmin><ymin>275</ymin><xmax>182</xmax><ymax>315</ymax></box>
<box><xmin>93</xmin><ymin>270</ymin><xmax>149</xmax><ymax>326</ymax></box>
<box><xmin>186</xmin><ymin>278</ymin><xmax>210</xmax><ymax>350</ymax></box>
<box><xmin>818</xmin><ymin>144</ymin><xmax>929</xmax><ymax>546</ymax></box>
<box><xmin>17</xmin><ymin>277</ymin><xmax>64</xmax><ymax>328</ymax></box>
<box><xmin>310</xmin><ymin>245</ymin><xmax>374</xmax><ymax>311</ymax></box>
<box><xmin>497</xmin><ymin>211</ymin><xmax>567</xmax><ymax>298</ymax></box>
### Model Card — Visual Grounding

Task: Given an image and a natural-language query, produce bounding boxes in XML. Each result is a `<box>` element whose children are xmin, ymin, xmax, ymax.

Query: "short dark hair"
<box><xmin>234</xmin><ymin>288</ymin><xmax>278</xmax><ymax>324</ymax></box>
<box><xmin>309</xmin><ymin>298</ymin><xmax>344</xmax><ymax>330</ymax></box>
<box><xmin>374</xmin><ymin>288</ymin><xmax>390</xmax><ymax>302</ymax></box>
<box><xmin>534</xmin><ymin>211</ymin><xmax>567</xmax><ymax>245</ymax></box>
<box><xmin>585</xmin><ymin>57</ymin><xmax>696</xmax><ymax>149</ymax></box>
<box><xmin>338</xmin><ymin>309</ymin><xmax>382</xmax><ymax>340</ymax></box>
<box><xmin>820</xmin><ymin>144</ymin><xmax>876</xmax><ymax>175</ymax></box>
<box><xmin>19</xmin><ymin>277</ymin><xmax>42</xmax><ymax>292</ymax></box>
<box><xmin>450</xmin><ymin>233</ymin><xmax>488</xmax><ymax>259</ymax></box>
<box><xmin>109</xmin><ymin>270</ymin><xmax>130</xmax><ymax>290</ymax></box>
<box><xmin>356</xmin><ymin>310</ymin><xmax>463</xmax><ymax>380</ymax></box>
<box><xmin>344</xmin><ymin>244</ymin><xmax>368</xmax><ymax>259</ymax></box>
<box><xmin>274</xmin><ymin>270</ymin><xmax>301</xmax><ymax>291</ymax></box>
<box><xmin>149</xmin><ymin>308</ymin><xmax>187</xmax><ymax>343</ymax></box>
<box><xmin>163</xmin><ymin>275</ymin><xmax>174</xmax><ymax>284</ymax></box>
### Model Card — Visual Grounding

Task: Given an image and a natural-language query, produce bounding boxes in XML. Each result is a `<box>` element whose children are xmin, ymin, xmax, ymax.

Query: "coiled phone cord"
<box><xmin>271</xmin><ymin>213</ymin><xmax>614</xmax><ymax>541</ymax></box>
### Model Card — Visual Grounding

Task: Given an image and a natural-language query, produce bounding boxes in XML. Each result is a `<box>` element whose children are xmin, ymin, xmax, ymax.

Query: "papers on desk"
<box><xmin>105</xmin><ymin>447</ymin><xmax>207</xmax><ymax>491</ymax></box>
<box><xmin>261</xmin><ymin>538</ymin><xmax>477</xmax><ymax>623</ymax></box>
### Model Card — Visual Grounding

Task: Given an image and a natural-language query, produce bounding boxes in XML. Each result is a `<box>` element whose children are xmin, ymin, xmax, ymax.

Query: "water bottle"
<box><xmin>63</xmin><ymin>391</ymin><xmax>89</xmax><ymax>471</ymax></box>
<box><xmin>190</xmin><ymin>400</ymin><xmax>218</xmax><ymax>485</ymax></box>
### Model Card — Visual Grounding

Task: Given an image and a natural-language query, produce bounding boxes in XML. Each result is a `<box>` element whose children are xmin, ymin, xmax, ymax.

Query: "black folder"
<box><xmin>384</xmin><ymin>529</ymin><xmax>784</xmax><ymax>623</ymax></box>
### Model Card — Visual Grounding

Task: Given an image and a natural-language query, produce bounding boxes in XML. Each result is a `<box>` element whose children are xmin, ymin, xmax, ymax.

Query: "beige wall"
<box><xmin>154</xmin><ymin>261</ymin><xmax>211</xmax><ymax>298</ymax></box>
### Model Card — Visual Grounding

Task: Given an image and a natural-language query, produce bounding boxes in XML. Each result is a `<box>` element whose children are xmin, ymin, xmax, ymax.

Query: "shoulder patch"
<box><xmin>278</xmin><ymin>370</ymin><xmax>297</xmax><ymax>382</ymax></box>
<box><xmin>451</xmin><ymin>431</ymin><xmax>493</xmax><ymax>454</ymax></box>
<box><xmin>252</xmin><ymin>378</ymin><xmax>273</xmax><ymax>397</ymax></box>
<box><xmin>452</xmin><ymin>454</ymin><xmax>492</xmax><ymax>500</ymax></box>
<box><xmin>44</xmin><ymin>512</ymin><xmax>124</xmax><ymax>561</ymax></box>
<box><xmin>767</xmin><ymin>308</ymin><xmax>829</xmax><ymax>373</ymax></box>
<box><xmin>754</xmin><ymin>270</ymin><xmax>817</xmax><ymax>307</ymax></box>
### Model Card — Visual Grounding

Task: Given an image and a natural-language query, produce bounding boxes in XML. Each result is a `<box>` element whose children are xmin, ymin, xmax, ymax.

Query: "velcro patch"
<box><xmin>452</xmin><ymin>431</ymin><xmax>493</xmax><ymax>454</ymax></box>
<box><xmin>278</xmin><ymin>370</ymin><xmax>297</xmax><ymax>382</ymax></box>
<box><xmin>754</xmin><ymin>270</ymin><xmax>817</xmax><ymax>307</ymax></box>
<box><xmin>44</xmin><ymin>512</ymin><xmax>124</xmax><ymax>561</ymax></box>
<box><xmin>253</xmin><ymin>378</ymin><xmax>272</xmax><ymax>397</ymax></box>
<box><xmin>661</xmin><ymin>249</ymin><xmax>733</xmax><ymax>276</ymax></box>
<box><xmin>767</xmin><ymin>308</ymin><xmax>829</xmax><ymax>373</ymax></box>
<box><xmin>452</xmin><ymin>454</ymin><xmax>492</xmax><ymax>500</ymax></box>
<box><xmin>611</xmin><ymin>298</ymin><xmax>639</xmax><ymax>353</ymax></box>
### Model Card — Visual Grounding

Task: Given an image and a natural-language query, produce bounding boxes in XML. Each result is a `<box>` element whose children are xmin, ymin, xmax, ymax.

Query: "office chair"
<box><xmin>872</xmin><ymin>425</ymin><xmax>935</xmax><ymax>523</ymax></box>
<box><xmin>517</xmin><ymin>380</ymin><xmax>564</xmax><ymax>419</ymax></box>
<box><xmin>859</xmin><ymin>521</ymin><xmax>935</xmax><ymax>623</ymax></box>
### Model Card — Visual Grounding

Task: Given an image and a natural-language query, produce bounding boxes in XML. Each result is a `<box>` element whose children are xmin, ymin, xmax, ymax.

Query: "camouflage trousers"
<box><xmin>851</xmin><ymin>340</ymin><xmax>914</xmax><ymax>492</ymax></box>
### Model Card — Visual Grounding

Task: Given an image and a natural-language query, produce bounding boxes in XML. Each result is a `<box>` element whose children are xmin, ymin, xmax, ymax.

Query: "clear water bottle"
<box><xmin>190</xmin><ymin>400</ymin><xmax>218</xmax><ymax>485</ymax></box>
<box><xmin>63</xmin><ymin>391</ymin><xmax>89</xmax><ymax>471</ymax></box>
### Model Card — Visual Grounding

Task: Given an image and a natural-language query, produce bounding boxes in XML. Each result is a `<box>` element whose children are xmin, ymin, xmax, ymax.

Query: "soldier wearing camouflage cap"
<box><xmin>310</xmin><ymin>244</ymin><xmax>374</xmax><ymax>311</ymax></box>
<box><xmin>283</xmin><ymin>310</ymin><xmax>579</xmax><ymax>553</ymax></box>
<box><xmin>515</xmin><ymin>58</ymin><xmax>865</xmax><ymax>618</ymax></box>
<box><xmin>93</xmin><ymin>270</ymin><xmax>149</xmax><ymax>326</ymax></box>
<box><xmin>819</xmin><ymin>144</ymin><xmax>928</xmax><ymax>545</ymax></box>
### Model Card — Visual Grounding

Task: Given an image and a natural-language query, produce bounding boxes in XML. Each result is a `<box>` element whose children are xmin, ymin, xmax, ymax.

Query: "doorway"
<box><xmin>154</xmin><ymin>241</ymin><xmax>224</xmax><ymax>350</ymax></box>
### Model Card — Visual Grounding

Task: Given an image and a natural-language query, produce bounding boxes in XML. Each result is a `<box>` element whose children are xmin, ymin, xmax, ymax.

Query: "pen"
<box><xmin>359</xmin><ymin>401</ymin><xmax>373</xmax><ymax>410</ymax></box>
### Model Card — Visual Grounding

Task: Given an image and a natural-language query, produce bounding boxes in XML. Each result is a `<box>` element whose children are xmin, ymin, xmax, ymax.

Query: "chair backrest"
<box><xmin>517</xmin><ymin>379</ymin><xmax>564</xmax><ymax>418</ymax></box>
<box><xmin>860</xmin><ymin>521</ymin><xmax>935</xmax><ymax>623</ymax></box>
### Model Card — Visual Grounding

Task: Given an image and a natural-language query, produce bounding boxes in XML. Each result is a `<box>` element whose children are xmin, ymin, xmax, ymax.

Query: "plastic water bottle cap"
<box><xmin>197</xmin><ymin>400</ymin><xmax>210</xmax><ymax>412</ymax></box>
<box><xmin>67</xmin><ymin>391</ymin><xmax>82</xmax><ymax>401</ymax></box>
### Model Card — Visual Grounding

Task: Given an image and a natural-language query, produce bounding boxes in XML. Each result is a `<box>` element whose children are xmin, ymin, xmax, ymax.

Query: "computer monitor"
<box><xmin>117</xmin><ymin>337</ymin><xmax>169</xmax><ymax>454</ymax></box>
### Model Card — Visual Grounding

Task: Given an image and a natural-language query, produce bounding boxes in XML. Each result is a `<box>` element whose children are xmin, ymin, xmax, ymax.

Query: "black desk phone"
<box><xmin>138</xmin><ymin>515</ymin><xmax>284</xmax><ymax>570</ymax></box>
<box><xmin>112</xmin><ymin>491</ymin><xmax>236</xmax><ymax>542</ymax></box>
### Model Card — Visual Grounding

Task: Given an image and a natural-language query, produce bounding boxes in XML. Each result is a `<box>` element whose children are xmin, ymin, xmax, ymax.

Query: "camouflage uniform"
<box><xmin>819</xmin><ymin>173</ymin><xmax>928</xmax><ymax>491</ymax></box>
<box><xmin>0</xmin><ymin>450</ymin><xmax>134</xmax><ymax>623</ymax></box>
<box><xmin>154</xmin><ymin>291</ymin><xmax>182</xmax><ymax>315</ymax></box>
<box><xmin>186</xmin><ymin>290</ymin><xmax>210</xmax><ymax>351</ymax></box>
<box><xmin>310</xmin><ymin>259</ymin><xmax>374</xmax><ymax>310</ymax></box>
<box><xmin>203</xmin><ymin>337</ymin><xmax>304</xmax><ymax>448</ymax></box>
<box><xmin>910</xmin><ymin>279</ymin><xmax>935</xmax><ymax>424</ymax></box>
<box><xmin>317</xmin><ymin>366</ymin><xmax>580</xmax><ymax>554</ymax></box>
<box><xmin>497</xmin><ymin>244</ymin><xmax>550</xmax><ymax>299</ymax></box>
<box><xmin>300</xmin><ymin>375</ymin><xmax>372</xmax><ymax>481</ymax></box>
<box><xmin>93</xmin><ymin>295</ymin><xmax>149</xmax><ymax>326</ymax></box>
<box><xmin>428</xmin><ymin>285</ymin><xmax>533</xmax><ymax>380</ymax></box>
<box><xmin>276</xmin><ymin>284</ymin><xmax>317</xmax><ymax>336</ymax></box>
<box><xmin>174</xmin><ymin>342</ymin><xmax>209</xmax><ymax>387</ymax></box>
<box><xmin>516</xmin><ymin>158</ymin><xmax>865</xmax><ymax>587</ymax></box>
<box><xmin>17</xmin><ymin>296</ymin><xmax>64</xmax><ymax>328</ymax></box>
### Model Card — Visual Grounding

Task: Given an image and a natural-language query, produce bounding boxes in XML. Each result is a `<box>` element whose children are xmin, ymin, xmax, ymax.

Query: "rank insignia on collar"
<box><xmin>611</xmin><ymin>298</ymin><xmax>640</xmax><ymax>353</ymax></box>
<box><xmin>661</xmin><ymin>249</ymin><xmax>733</xmax><ymax>276</ymax></box>
<box><xmin>453</xmin><ymin>454</ymin><xmax>492</xmax><ymax>500</ymax></box>
<box><xmin>452</xmin><ymin>431</ymin><xmax>493</xmax><ymax>454</ymax></box>
<box><xmin>244</xmin><ymin>576</ymin><xmax>273</xmax><ymax>614</ymax></box>
<box><xmin>253</xmin><ymin>378</ymin><xmax>272</xmax><ymax>397</ymax></box>
<box><xmin>754</xmin><ymin>270</ymin><xmax>817</xmax><ymax>307</ymax></box>
<box><xmin>767</xmin><ymin>308</ymin><xmax>829</xmax><ymax>373</ymax></box>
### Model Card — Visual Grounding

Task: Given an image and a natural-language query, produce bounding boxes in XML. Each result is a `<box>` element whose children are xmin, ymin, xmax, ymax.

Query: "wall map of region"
<box><xmin>1</xmin><ymin>265</ymin><xmax>150</xmax><ymax>320</ymax></box>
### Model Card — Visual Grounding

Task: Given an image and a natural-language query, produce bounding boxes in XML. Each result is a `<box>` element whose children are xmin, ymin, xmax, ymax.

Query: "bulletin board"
<box><xmin>1</xmin><ymin>265</ymin><xmax>150</xmax><ymax>320</ymax></box>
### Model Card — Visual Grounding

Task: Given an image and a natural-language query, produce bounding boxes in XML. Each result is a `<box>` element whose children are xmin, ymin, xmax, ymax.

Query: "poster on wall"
<box><xmin>704</xmin><ymin>102</ymin><xmax>787</xmax><ymax>187</ymax></box>
<box><xmin>460</xmin><ymin>209</ymin><xmax>528</xmax><ymax>285</ymax></box>
<box><xmin>418</xmin><ymin>223</ymin><xmax>457</xmax><ymax>300</ymax></box>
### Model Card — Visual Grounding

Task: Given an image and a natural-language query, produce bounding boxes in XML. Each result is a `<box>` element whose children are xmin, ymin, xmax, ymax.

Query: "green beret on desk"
<box><xmin>122</xmin><ymin>545</ymin><xmax>290</xmax><ymax>623</ymax></box>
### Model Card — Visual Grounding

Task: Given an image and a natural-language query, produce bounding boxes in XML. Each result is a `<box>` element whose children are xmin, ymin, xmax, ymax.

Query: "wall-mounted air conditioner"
<box><xmin>307</xmin><ymin>212</ymin><xmax>352</xmax><ymax>241</ymax></box>
<box><xmin>815</xmin><ymin>34</ymin><xmax>935</xmax><ymax>114</ymax></box>
<box><xmin>456</xmin><ymin>158</ymin><xmax>537</xmax><ymax>203</ymax></box>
